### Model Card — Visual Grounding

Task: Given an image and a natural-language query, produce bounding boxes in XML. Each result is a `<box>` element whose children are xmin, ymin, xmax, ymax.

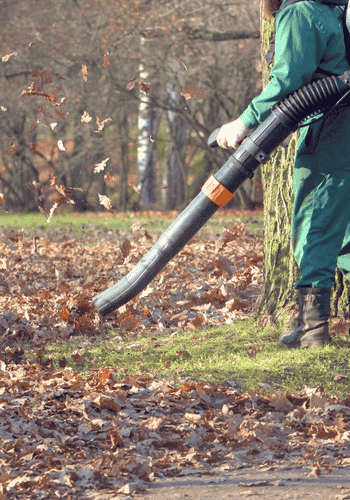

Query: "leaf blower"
<box><xmin>93</xmin><ymin>71</ymin><xmax>350</xmax><ymax>316</ymax></box>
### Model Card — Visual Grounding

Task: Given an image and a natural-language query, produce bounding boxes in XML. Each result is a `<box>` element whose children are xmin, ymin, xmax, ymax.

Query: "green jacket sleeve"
<box><xmin>239</xmin><ymin>2</ymin><xmax>337</xmax><ymax>128</ymax></box>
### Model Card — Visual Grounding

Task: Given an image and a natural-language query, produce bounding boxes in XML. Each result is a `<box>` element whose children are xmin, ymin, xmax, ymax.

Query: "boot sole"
<box><xmin>300</xmin><ymin>339</ymin><xmax>331</xmax><ymax>348</ymax></box>
<box><xmin>280</xmin><ymin>338</ymin><xmax>331</xmax><ymax>349</ymax></box>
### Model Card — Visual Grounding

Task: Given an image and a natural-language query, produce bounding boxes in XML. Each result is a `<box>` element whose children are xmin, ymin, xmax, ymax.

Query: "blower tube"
<box><xmin>93</xmin><ymin>71</ymin><xmax>350</xmax><ymax>316</ymax></box>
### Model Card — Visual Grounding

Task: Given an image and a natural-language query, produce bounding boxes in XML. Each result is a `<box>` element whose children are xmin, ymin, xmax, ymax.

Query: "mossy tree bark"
<box><xmin>257</xmin><ymin>0</ymin><xmax>349</xmax><ymax>326</ymax></box>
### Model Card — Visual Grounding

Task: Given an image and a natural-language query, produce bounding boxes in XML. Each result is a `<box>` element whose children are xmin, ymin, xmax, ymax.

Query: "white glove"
<box><xmin>216</xmin><ymin>118</ymin><xmax>256</xmax><ymax>149</ymax></box>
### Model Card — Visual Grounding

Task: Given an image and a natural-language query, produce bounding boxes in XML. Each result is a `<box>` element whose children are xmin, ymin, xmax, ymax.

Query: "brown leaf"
<box><xmin>103</xmin><ymin>52</ymin><xmax>110</xmax><ymax>67</ymax></box>
<box><xmin>58</xmin><ymin>307</ymin><xmax>69</xmax><ymax>321</ymax></box>
<box><xmin>269</xmin><ymin>393</ymin><xmax>294</xmax><ymax>412</ymax></box>
<box><xmin>99</xmin><ymin>396</ymin><xmax>121</xmax><ymax>413</ymax></box>
<box><xmin>109</xmin><ymin>429</ymin><xmax>123</xmax><ymax>449</ymax></box>
<box><xmin>94</xmin><ymin>158</ymin><xmax>110</xmax><ymax>173</ymax></box>
<box><xmin>246</xmin><ymin>345</ymin><xmax>260</xmax><ymax>358</ymax></box>
<box><xmin>71</xmin><ymin>353</ymin><xmax>83</xmax><ymax>362</ymax></box>
<box><xmin>98</xmin><ymin>193</ymin><xmax>112</xmax><ymax>211</ymax></box>
<box><xmin>1</xmin><ymin>51</ymin><xmax>17</xmax><ymax>62</ymax></box>
<box><xmin>49</xmin><ymin>174</ymin><xmax>58</xmax><ymax>190</ymax></box>
<box><xmin>180</xmin><ymin>84</ymin><xmax>208</xmax><ymax>100</ymax></box>
<box><xmin>81</xmin><ymin>64</ymin><xmax>88</xmax><ymax>81</ymax></box>
<box><xmin>58</xmin><ymin>357</ymin><xmax>68</xmax><ymax>368</ymax></box>
<box><xmin>7</xmin><ymin>144</ymin><xmax>16</xmax><ymax>156</ymax></box>
<box><xmin>238</xmin><ymin>481</ymin><xmax>271</xmax><ymax>487</ymax></box>
<box><xmin>96</xmin><ymin>116</ymin><xmax>112</xmax><ymax>131</ymax></box>
<box><xmin>31</xmin><ymin>68</ymin><xmax>54</xmax><ymax>90</ymax></box>
<box><xmin>81</xmin><ymin>111</ymin><xmax>92</xmax><ymax>123</ymax></box>
<box><xmin>35</xmin><ymin>105</ymin><xmax>53</xmax><ymax>119</ymax></box>
<box><xmin>54</xmin><ymin>108</ymin><xmax>66</xmax><ymax>120</ymax></box>
<box><xmin>127</xmin><ymin>179</ymin><xmax>141</xmax><ymax>194</ymax></box>
<box><xmin>121</xmin><ymin>239</ymin><xmax>132</xmax><ymax>258</ymax></box>
<box><xmin>127</xmin><ymin>77</ymin><xmax>138</xmax><ymax>90</ymax></box>
<box><xmin>139</xmin><ymin>81</ymin><xmax>150</xmax><ymax>94</ymax></box>
<box><xmin>119</xmin><ymin>316</ymin><xmax>141</xmax><ymax>331</ymax></box>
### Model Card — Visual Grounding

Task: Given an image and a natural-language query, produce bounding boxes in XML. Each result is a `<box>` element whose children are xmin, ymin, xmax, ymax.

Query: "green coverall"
<box><xmin>239</xmin><ymin>0</ymin><xmax>350</xmax><ymax>290</ymax></box>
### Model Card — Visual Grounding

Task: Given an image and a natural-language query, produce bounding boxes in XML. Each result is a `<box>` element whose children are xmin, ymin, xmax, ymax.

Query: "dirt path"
<box><xmin>139</xmin><ymin>466</ymin><xmax>350</xmax><ymax>499</ymax></box>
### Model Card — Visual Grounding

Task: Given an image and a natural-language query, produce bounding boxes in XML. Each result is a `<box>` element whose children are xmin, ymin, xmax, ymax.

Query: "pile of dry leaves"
<box><xmin>2</xmin><ymin>214</ymin><xmax>350</xmax><ymax>498</ymax></box>
<box><xmin>1</xmin><ymin>361</ymin><xmax>350</xmax><ymax>499</ymax></box>
<box><xmin>0</xmin><ymin>219</ymin><xmax>263</xmax><ymax>344</ymax></box>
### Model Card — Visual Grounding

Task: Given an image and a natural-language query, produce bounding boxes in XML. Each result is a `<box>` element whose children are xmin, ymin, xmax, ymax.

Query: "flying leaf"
<box><xmin>54</xmin><ymin>109</ymin><xmax>66</xmax><ymax>120</ymax></box>
<box><xmin>94</xmin><ymin>158</ymin><xmax>110</xmax><ymax>173</ymax></box>
<box><xmin>127</xmin><ymin>180</ymin><xmax>141</xmax><ymax>194</ymax></box>
<box><xmin>180</xmin><ymin>84</ymin><xmax>208</xmax><ymax>100</ymax></box>
<box><xmin>96</xmin><ymin>116</ymin><xmax>112</xmax><ymax>131</ymax></box>
<box><xmin>49</xmin><ymin>174</ymin><xmax>58</xmax><ymax>190</ymax></box>
<box><xmin>103</xmin><ymin>53</ymin><xmax>110</xmax><ymax>67</ymax></box>
<box><xmin>55</xmin><ymin>185</ymin><xmax>72</xmax><ymax>198</ymax></box>
<box><xmin>127</xmin><ymin>77</ymin><xmax>138</xmax><ymax>90</ymax></box>
<box><xmin>81</xmin><ymin>111</ymin><xmax>92</xmax><ymax>123</ymax></box>
<box><xmin>98</xmin><ymin>193</ymin><xmax>112</xmax><ymax>210</ymax></box>
<box><xmin>1</xmin><ymin>51</ymin><xmax>17</xmax><ymax>62</ymax></box>
<box><xmin>36</xmin><ymin>105</ymin><xmax>53</xmax><ymax>119</ymax></box>
<box><xmin>57</xmin><ymin>140</ymin><xmax>66</xmax><ymax>151</ymax></box>
<box><xmin>104</xmin><ymin>172</ymin><xmax>117</xmax><ymax>184</ymax></box>
<box><xmin>139</xmin><ymin>82</ymin><xmax>150</xmax><ymax>94</ymax></box>
<box><xmin>0</xmin><ymin>194</ymin><xmax>4</xmax><ymax>203</ymax></box>
<box><xmin>7</xmin><ymin>144</ymin><xmax>16</xmax><ymax>156</ymax></box>
<box><xmin>50</xmin><ymin>122</ymin><xmax>58</xmax><ymax>131</ymax></box>
<box><xmin>81</xmin><ymin>64</ymin><xmax>88</xmax><ymax>81</ymax></box>
<box><xmin>47</xmin><ymin>201</ymin><xmax>59</xmax><ymax>223</ymax></box>
<box><xmin>31</xmin><ymin>68</ymin><xmax>54</xmax><ymax>91</ymax></box>
<box><xmin>175</xmin><ymin>54</ymin><xmax>188</xmax><ymax>70</ymax></box>
<box><xmin>1</xmin><ymin>106</ymin><xmax>7</xmax><ymax>112</ymax></box>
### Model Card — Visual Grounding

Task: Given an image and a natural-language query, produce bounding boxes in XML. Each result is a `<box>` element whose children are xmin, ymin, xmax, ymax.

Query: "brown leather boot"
<box><xmin>279</xmin><ymin>287</ymin><xmax>331</xmax><ymax>348</ymax></box>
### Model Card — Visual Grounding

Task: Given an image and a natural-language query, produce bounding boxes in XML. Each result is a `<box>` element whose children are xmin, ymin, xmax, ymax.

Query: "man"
<box><xmin>216</xmin><ymin>0</ymin><xmax>350</xmax><ymax>348</ymax></box>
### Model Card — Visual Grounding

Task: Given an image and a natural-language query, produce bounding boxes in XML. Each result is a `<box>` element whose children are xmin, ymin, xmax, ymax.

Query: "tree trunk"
<box><xmin>257</xmin><ymin>0</ymin><xmax>349</xmax><ymax>326</ymax></box>
<box><xmin>137</xmin><ymin>54</ymin><xmax>156</xmax><ymax>205</ymax></box>
<box><xmin>119</xmin><ymin>106</ymin><xmax>131</xmax><ymax>212</ymax></box>
<box><xmin>166</xmin><ymin>86</ymin><xmax>188</xmax><ymax>210</ymax></box>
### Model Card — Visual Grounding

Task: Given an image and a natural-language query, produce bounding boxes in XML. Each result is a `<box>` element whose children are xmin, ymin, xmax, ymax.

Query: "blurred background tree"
<box><xmin>0</xmin><ymin>0</ymin><xmax>262</xmax><ymax>212</ymax></box>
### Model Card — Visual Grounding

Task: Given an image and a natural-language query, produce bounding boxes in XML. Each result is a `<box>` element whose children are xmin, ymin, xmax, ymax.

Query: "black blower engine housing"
<box><xmin>93</xmin><ymin>71</ymin><xmax>350</xmax><ymax>316</ymax></box>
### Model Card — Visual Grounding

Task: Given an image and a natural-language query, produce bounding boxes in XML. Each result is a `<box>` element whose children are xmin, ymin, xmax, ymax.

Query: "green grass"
<box><xmin>23</xmin><ymin>316</ymin><xmax>350</xmax><ymax>399</ymax></box>
<box><xmin>0</xmin><ymin>212</ymin><xmax>264</xmax><ymax>236</ymax></box>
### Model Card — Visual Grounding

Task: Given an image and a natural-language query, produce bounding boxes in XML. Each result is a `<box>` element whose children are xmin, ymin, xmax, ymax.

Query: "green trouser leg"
<box><xmin>292</xmin><ymin>164</ymin><xmax>350</xmax><ymax>290</ymax></box>
<box><xmin>292</xmin><ymin>113</ymin><xmax>350</xmax><ymax>290</ymax></box>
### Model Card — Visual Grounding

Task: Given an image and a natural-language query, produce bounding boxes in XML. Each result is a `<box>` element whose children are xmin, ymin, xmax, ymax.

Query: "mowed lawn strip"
<box><xmin>28</xmin><ymin>317</ymin><xmax>350</xmax><ymax>399</ymax></box>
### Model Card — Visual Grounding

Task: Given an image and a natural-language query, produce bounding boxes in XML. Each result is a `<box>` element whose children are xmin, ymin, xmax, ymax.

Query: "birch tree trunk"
<box><xmin>258</xmin><ymin>0</ymin><xmax>349</xmax><ymax>325</ymax></box>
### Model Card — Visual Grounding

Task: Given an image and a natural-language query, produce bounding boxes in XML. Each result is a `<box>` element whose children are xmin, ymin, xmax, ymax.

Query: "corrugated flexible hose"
<box><xmin>93</xmin><ymin>72</ymin><xmax>350</xmax><ymax>316</ymax></box>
